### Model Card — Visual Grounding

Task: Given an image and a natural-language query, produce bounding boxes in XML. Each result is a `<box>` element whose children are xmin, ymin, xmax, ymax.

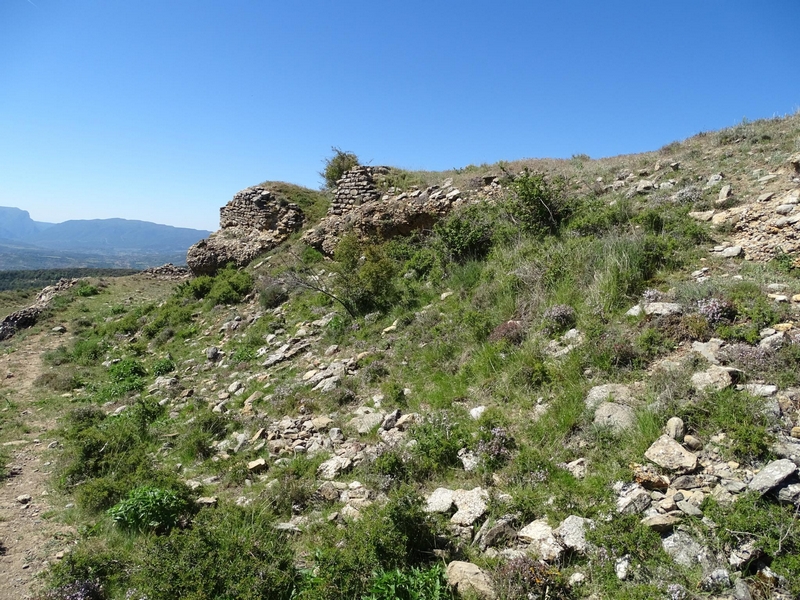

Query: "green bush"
<box><xmin>178</xmin><ymin>266</ymin><xmax>253</xmax><ymax>306</ymax></box>
<box><xmin>152</xmin><ymin>357</ymin><xmax>175</xmax><ymax>376</ymax></box>
<box><xmin>320</xmin><ymin>147</ymin><xmax>359</xmax><ymax>188</ymax></box>
<box><xmin>677</xmin><ymin>388</ymin><xmax>773</xmax><ymax>463</ymax></box>
<box><xmin>434</xmin><ymin>204</ymin><xmax>495</xmax><ymax>262</ymax></box>
<box><xmin>131</xmin><ymin>505</ymin><xmax>297</xmax><ymax>600</ymax></box>
<box><xmin>704</xmin><ymin>493</ymin><xmax>800</xmax><ymax>594</ymax></box>
<box><xmin>75</xmin><ymin>282</ymin><xmax>100</xmax><ymax>297</ymax></box>
<box><xmin>508</xmin><ymin>169</ymin><xmax>570</xmax><ymax>236</ymax></box>
<box><xmin>298</xmin><ymin>491</ymin><xmax>440</xmax><ymax>599</ymax></box>
<box><xmin>333</xmin><ymin>234</ymin><xmax>398</xmax><ymax>316</ymax></box>
<box><xmin>180</xmin><ymin>275</ymin><xmax>214</xmax><ymax>300</ymax></box>
<box><xmin>363</xmin><ymin>565</ymin><xmax>451</xmax><ymax>600</ymax></box>
<box><xmin>409</xmin><ymin>411</ymin><xmax>472</xmax><ymax>478</ymax></box>
<box><xmin>108</xmin><ymin>485</ymin><xmax>191</xmax><ymax>533</ymax></box>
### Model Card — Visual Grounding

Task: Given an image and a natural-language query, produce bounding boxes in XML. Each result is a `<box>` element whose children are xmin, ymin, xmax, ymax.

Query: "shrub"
<box><xmin>509</xmin><ymin>169</ymin><xmax>570</xmax><ymax>236</ymax></box>
<box><xmin>477</xmin><ymin>426</ymin><xmax>515</xmax><ymax>469</ymax></box>
<box><xmin>333</xmin><ymin>234</ymin><xmax>398</xmax><ymax>315</ymax></box>
<box><xmin>302</xmin><ymin>491</ymin><xmax>440</xmax><ymax>599</ymax></box>
<box><xmin>108</xmin><ymin>486</ymin><xmax>191</xmax><ymax>533</ymax></box>
<box><xmin>542</xmin><ymin>304</ymin><xmax>576</xmax><ymax>335</ymax></box>
<box><xmin>35</xmin><ymin>369</ymin><xmax>84</xmax><ymax>392</ymax></box>
<box><xmin>697</xmin><ymin>297</ymin><xmax>736</xmax><ymax>324</ymax></box>
<box><xmin>180</xmin><ymin>275</ymin><xmax>214</xmax><ymax>300</ymax></box>
<box><xmin>363</xmin><ymin>565</ymin><xmax>451</xmax><ymax>600</ymax></box>
<box><xmin>678</xmin><ymin>388</ymin><xmax>774</xmax><ymax>463</ymax></box>
<box><xmin>40</xmin><ymin>579</ymin><xmax>105</xmax><ymax>600</ymax></box>
<box><xmin>259</xmin><ymin>280</ymin><xmax>289</xmax><ymax>309</ymax></box>
<box><xmin>488</xmin><ymin>320</ymin><xmax>525</xmax><ymax>345</ymax></box>
<box><xmin>409</xmin><ymin>411</ymin><xmax>472</xmax><ymax>478</ymax></box>
<box><xmin>45</xmin><ymin>541</ymin><xmax>124</xmax><ymax>598</ymax></box>
<box><xmin>151</xmin><ymin>358</ymin><xmax>175</xmax><ymax>376</ymax></box>
<box><xmin>320</xmin><ymin>146</ymin><xmax>359</xmax><ymax>188</ymax></box>
<box><xmin>434</xmin><ymin>204</ymin><xmax>495</xmax><ymax>261</ymax></box>
<box><xmin>131</xmin><ymin>505</ymin><xmax>297</xmax><ymax>600</ymax></box>
<box><xmin>493</xmin><ymin>556</ymin><xmax>571</xmax><ymax>600</ymax></box>
<box><xmin>75</xmin><ymin>282</ymin><xmax>100</xmax><ymax>297</ymax></box>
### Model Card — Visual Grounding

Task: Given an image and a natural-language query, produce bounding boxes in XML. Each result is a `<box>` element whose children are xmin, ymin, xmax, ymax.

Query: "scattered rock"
<box><xmin>662</xmin><ymin>530</ymin><xmax>708</xmax><ymax>568</ymax></box>
<box><xmin>554</xmin><ymin>515</ymin><xmax>594</xmax><ymax>553</ymax></box>
<box><xmin>585</xmin><ymin>384</ymin><xmax>636</xmax><ymax>410</ymax></box>
<box><xmin>450</xmin><ymin>487</ymin><xmax>489</xmax><ymax>526</ymax></box>
<box><xmin>701</xmin><ymin>568</ymin><xmax>732</xmax><ymax>592</ymax></box>
<box><xmin>593</xmin><ymin>402</ymin><xmax>635</xmax><ymax>432</ymax></box>
<box><xmin>665</xmin><ymin>417</ymin><xmax>685</xmax><ymax>441</ymax></box>
<box><xmin>317</xmin><ymin>455</ymin><xmax>352</xmax><ymax>480</ymax></box>
<box><xmin>517</xmin><ymin>519</ymin><xmax>564</xmax><ymax>561</ymax></box>
<box><xmin>641</xmin><ymin>514</ymin><xmax>681</xmax><ymax>532</ymax></box>
<box><xmin>747</xmin><ymin>459</ymin><xmax>797</xmax><ymax>494</ymax></box>
<box><xmin>720</xmin><ymin>246</ymin><xmax>743</xmax><ymax>258</ymax></box>
<box><xmin>645</xmin><ymin>435</ymin><xmax>698</xmax><ymax>472</ymax></box>
<box><xmin>425</xmin><ymin>488</ymin><xmax>455</xmax><ymax>514</ymax></box>
<box><xmin>446</xmin><ymin>561</ymin><xmax>496</xmax><ymax>599</ymax></box>
<box><xmin>691</xmin><ymin>365</ymin><xmax>738</xmax><ymax>392</ymax></box>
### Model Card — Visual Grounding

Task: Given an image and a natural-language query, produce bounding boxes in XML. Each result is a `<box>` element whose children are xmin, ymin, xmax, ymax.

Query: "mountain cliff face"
<box><xmin>0</xmin><ymin>207</ymin><xmax>51</xmax><ymax>240</ymax></box>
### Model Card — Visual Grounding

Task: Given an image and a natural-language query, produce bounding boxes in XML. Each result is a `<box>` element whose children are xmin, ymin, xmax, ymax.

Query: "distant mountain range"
<box><xmin>0</xmin><ymin>207</ymin><xmax>211</xmax><ymax>270</ymax></box>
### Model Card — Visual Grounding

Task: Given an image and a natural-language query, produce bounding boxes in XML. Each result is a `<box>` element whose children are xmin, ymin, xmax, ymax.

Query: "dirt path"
<box><xmin>0</xmin><ymin>332</ymin><xmax>75</xmax><ymax>599</ymax></box>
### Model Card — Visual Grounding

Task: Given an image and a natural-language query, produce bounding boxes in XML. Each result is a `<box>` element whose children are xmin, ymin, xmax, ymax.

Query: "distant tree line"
<box><xmin>0</xmin><ymin>268</ymin><xmax>138</xmax><ymax>291</ymax></box>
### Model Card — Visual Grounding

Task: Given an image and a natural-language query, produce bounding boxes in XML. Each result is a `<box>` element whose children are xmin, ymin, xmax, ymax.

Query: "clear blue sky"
<box><xmin>1</xmin><ymin>1</ymin><xmax>798</xmax><ymax>231</ymax></box>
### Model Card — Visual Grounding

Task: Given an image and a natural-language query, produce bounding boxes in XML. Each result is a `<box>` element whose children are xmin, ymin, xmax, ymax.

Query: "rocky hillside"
<box><xmin>2</xmin><ymin>113</ymin><xmax>800</xmax><ymax>600</ymax></box>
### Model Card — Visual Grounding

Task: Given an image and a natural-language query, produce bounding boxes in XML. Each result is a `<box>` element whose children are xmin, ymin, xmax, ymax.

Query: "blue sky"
<box><xmin>1</xmin><ymin>1</ymin><xmax>798</xmax><ymax>231</ymax></box>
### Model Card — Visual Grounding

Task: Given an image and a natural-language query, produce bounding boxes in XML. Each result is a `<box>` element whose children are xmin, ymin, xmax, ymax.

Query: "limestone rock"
<box><xmin>585</xmin><ymin>384</ymin><xmax>636</xmax><ymax>410</ymax></box>
<box><xmin>615</xmin><ymin>484</ymin><xmax>652</xmax><ymax>514</ymax></box>
<box><xmin>425</xmin><ymin>487</ymin><xmax>455</xmax><ymax>513</ymax></box>
<box><xmin>692</xmin><ymin>338</ymin><xmax>724</xmax><ymax>364</ymax></box>
<box><xmin>691</xmin><ymin>365</ymin><xmax>738</xmax><ymax>392</ymax></box>
<box><xmin>517</xmin><ymin>519</ymin><xmax>564</xmax><ymax>561</ymax></box>
<box><xmin>593</xmin><ymin>402</ymin><xmax>635</xmax><ymax>432</ymax></box>
<box><xmin>450</xmin><ymin>487</ymin><xmax>489</xmax><ymax>526</ymax></box>
<box><xmin>663</xmin><ymin>531</ymin><xmax>708</xmax><ymax>568</ymax></box>
<box><xmin>645</xmin><ymin>435</ymin><xmax>698</xmax><ymax>472</ymax></box>
<box><xmin>665</xmin><ymin>417</ymin><xmax>685</xmax><ymax>441</ymax></box>
<box><xmin>777</xmin><ymin>483</ymin><xmax>800</xmax><ymax>506</ymax></box>
<box><xmin>348</xmin><ymin>412</ymin><xmax>384</xmax><ymax>434</ymax></box>
<box><xmin>554</xmin><ymin>515</ymin><xmax>594</xmax><ymax>553</ymax></box>
<box><xmin>720</xmin><ymin>246</ymin><xmax>743</xmax><ymax>258</ymax></box>
<box><xmin>317</xmin><ymin>455</ymin><xmax>352</xmax><ymax>480</ymax></box>
<box><xmin>641</xmin><ymin>514</ymin><xmax>681</xmax><ymax>532</ymax></box>
<box><xmin>446</xmin><ymin>561</ymin><xmax>496</xmax><ymax>599</ymax></box>
<box><xmin>644</xmin><ymin>302</ymin><xmax>683</xmax><ymax>316</ymax></box>
<box><xmin>747</xmin><ymin>459</ymin><xmax>797</xmax><ymax>494</ymax></box>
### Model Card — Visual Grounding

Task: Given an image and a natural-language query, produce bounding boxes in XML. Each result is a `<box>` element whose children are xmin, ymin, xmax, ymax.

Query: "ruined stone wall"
<box><xmin>219</xmin><ymin>187</ymin><xmax>303</xmax><ymax>234</ymax></box>
<box><xmin>327</xmin><ymin>166</ymin><xmax>390</xmax><ymax>216</ymax></box>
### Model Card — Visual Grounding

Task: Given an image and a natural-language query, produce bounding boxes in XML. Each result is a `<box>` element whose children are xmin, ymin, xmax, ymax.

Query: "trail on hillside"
<box><xmin>0</xmin><ymin>332</ymin><xmax>75</xmax><ymax>600</ymax></box>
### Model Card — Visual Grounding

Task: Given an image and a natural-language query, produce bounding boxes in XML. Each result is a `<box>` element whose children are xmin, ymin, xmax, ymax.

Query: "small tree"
<box><xmin>320</xmin><ymin>147</ymin><xmax>359</xmax><ymax>189</ymax></box>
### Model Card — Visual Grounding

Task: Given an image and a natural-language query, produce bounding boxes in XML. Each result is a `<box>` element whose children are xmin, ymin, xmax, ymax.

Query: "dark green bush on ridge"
<box><xmin>320</xmin><ymin>146</ymin><xmax>359</xmax><ymax>189</ymax></box>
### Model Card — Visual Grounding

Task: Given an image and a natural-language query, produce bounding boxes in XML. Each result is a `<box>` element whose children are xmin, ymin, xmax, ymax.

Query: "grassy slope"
<box><xmin>3</xmin><ymin>113</ymin><xmax>800</xmax><ymax>599</ymax></box>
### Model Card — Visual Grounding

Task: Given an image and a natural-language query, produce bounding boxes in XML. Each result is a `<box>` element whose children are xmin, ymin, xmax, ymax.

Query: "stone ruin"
<box><xmin>188</xmin><ymin>166</ymin><xmax>505</xmax><ymax>273</ymax></box>
<box><xmin>187</xmin><ymin>187</ymin><xmax>304</xmax><ymax>276</ymax></box>
<box><xmin>327</xmin><ymin>165</ymin><xmax>389</xmax><ymax>216</ymax></box>
<box><xmin>302</xmin><ymin>166</ymin><xmax>488</xmax><ymax>255</ymax></box>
